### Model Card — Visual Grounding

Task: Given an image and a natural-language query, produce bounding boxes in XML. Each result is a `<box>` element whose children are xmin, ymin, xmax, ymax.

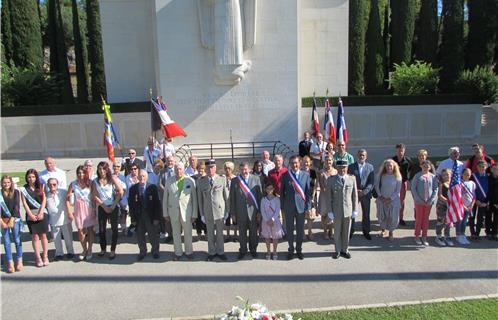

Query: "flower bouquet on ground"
<box><xmin>217</xmin><ymin>296</ymin><xmax>293</xmax><ymax>320</ymax></box>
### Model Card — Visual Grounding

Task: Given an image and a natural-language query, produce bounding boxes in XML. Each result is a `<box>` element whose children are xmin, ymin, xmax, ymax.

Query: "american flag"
<box><xmin>311</xmin><ymin>97</ymin><xmax>320</xmax><ymax>136</ymax></box>
<box><xmin>323</xmin><ymin>98</ymin><xmax>336</xmax><ymax>144</ymax></box>
<box><xmin>447</xmin><ymin>160</ymin><xmax>464</xmax><ymax>223</ymax></box>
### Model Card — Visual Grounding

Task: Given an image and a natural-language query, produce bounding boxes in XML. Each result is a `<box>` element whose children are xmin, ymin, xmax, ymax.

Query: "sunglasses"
<box><xmin>131</xmin><ymin>167</ymin><xmax>138</xmax><ymax>170</ymax></box>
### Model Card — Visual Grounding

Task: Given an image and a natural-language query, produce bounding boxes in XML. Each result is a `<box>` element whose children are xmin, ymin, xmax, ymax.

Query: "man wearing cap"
<box><xmin>230</xmin><ymin>162</ymin><xmax>262</xmax><ymax>259</ymax></box>
<box><xmin>197</xmin><ymin>159</ymin><xmax>229</xmax><ymax>261</ymax></box>
<box><xmin>327</xmin><ymin>160</ymin><xmax>358</xmax><ymax>259</ymax></box>
<box><xmin>280</xmin><ymin>155</ymin><xmax>312</xmax><ymax>260</ymax></box>
<box><xmin>163</xmin><ymin>163</ymin><xmax>198</xmax><ymax>260</ymax></box>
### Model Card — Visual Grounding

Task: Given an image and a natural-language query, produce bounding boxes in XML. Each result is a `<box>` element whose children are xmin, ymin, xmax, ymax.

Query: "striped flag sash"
<box><xmin>472</xmin><ymin>173</ymin><xmax>487</xmax><ymax>198</ymax></box>
<box><xmin>19</xmin><ymin>187</ymin><xmax>48</xmax><ymax>214</ymax></box>
<box><xmin>237</xmin><ymin>176</ymin><xmax>259</xmax><ymax>210</ymax></box>
<box><xmin>288</xmin><ymin>171</ymin><xmax>306</xmax><ymax>202</ymax></box>
<box><xmin>446</xmin><ymin>184</ymin><xmax>463</xmax><ymax>223</ymax></box>
<box><xmin>0</xmin><ymin>193</ymin><xmax>12</xmax><ymax>218</ymax></box>
<box><xmin>461</xmin><ymin>181</ymin><xmax>475</xmax><ymax>203</ymax></box>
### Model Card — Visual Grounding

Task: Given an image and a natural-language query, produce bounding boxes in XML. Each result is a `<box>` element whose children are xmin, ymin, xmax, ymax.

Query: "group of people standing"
<box><xmin>2</xmin><ymin>135</ymin><xmax>497</xmax><ymax>273</ymax></box>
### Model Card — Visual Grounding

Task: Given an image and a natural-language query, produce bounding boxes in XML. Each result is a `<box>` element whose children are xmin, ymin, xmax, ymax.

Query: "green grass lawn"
<box><xmin>293</xmin><ymin>299</ymin><xmax>498</xmax><ymax>320</ymax></box>
<box><xmin>0</xmin><ymin>172</ymin><xmax>26</xmax><ymax>185</ymax></box>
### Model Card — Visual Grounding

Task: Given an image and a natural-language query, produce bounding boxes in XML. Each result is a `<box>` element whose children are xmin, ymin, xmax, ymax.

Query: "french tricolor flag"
<box><xmin>336</xmin><ymin>98</ymin><xmax>348</xmax><ymax>143</ymax></box>
<box><xmin>311</xmin><ymin>97</ymin><xmax>320</xmax><ymax>136</ymax></box>
<box><xmin>323</xmin><ymin>98</ymin><xmax>336</xmax><ymax>144</ymax></box>
<box><xmin>151</xmin><ymin>97</ymin><xmax>187</xmax><ymax>139</ymax></box>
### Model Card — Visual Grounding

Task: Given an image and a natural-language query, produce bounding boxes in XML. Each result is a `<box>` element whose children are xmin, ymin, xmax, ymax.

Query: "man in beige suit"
<box><xmin>327</xmin><ymin>160</ymin><xmax>358</xmax><ymax>259</ymax></box>
<box><xmin>163</xmin><ymin>162</ymin><xmax>198</xmax><ymax>260</ymax></box>
<box><xmin>197</xmin><ymin>159</ymin><xmax>229</xmax><ymax>261</ymax></box>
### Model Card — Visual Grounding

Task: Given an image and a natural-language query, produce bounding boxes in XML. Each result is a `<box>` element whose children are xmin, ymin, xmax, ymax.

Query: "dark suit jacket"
<box><xmin>298</xmin><ymin>140</ymin><xmax>312</xmax><ymax>158</ymax></box>
<box><xmin>229</xmin><ymin>174</ymin><xmax>262</xmax><ymax>221</ymax></box>
<box><xmin>123</xmin><ymin>158</ymin><xmax>145</xmax><ymax>176</ymax></box>
<box><xmin>128</xmin><ymin>183</ymin><xmax>162</xmax><ymax>222</ymax></box>
<box><xmin>280</xmin><ymin>170</ymin><xmax>312</xmax><ymax>214</ymax></box>
<box><xmin>348</xmin><ymin>162</ymin><xmax>375</xmax><ymax>199</ymax></box>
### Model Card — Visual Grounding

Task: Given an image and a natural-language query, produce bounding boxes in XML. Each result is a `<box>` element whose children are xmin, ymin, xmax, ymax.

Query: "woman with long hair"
<box><xmin>91</xmin><ymin>162</ymin><xmax>123</xmax><ymax>259</ymax></box>
<box><xmin>375</xmin><ymin>159</ymin><xmax>402</xmax><ymax>241</ymax></box>
<box><xmin>67</xmin><ymin>165</ymin><xmax>97</xmax><ymax>260</ymax></box>
<box><xmin>20</xmin><ymin>169</ymin><xmax>48</xmax><ymax>267</ymax></box>
<box><xmin>1</xmin><ymin>175</ymin><xmax>23</xmax><ymax>273</ymax></box>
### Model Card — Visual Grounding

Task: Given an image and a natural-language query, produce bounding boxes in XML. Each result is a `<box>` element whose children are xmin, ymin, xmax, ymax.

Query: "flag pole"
<box><xmin>102</xmin><ymin>95</ymin><xmax>125</xmax><ymax>159</ymax></box>
<box><xmin>149</xmin><ymin>88</ymin><xmax>157</xmax><ymax>142</ymax></box>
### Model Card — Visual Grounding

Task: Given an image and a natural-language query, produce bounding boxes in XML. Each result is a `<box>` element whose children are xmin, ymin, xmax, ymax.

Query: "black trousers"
<box><xmin>237</xmin><ymin>215</ymin><xmax>258</xmax><ymax>254</ymax></box>
<box><xmin>98</xmin><ymin>206</ymin><xmax>119</xmax><ymax>252</ymax></box>
<box><xmin>285</xmin><ymin>210</ymin><xmax>305</xmax><ymax>254</ymax></box>
<box><xmin>469</xmin><ymin>206</ymin><xmax>487</xmax><ymax>237</ymax></box>
<box><xmin>351</xmin><ymin>196</ymin><xmax>371</xmax><ymax>235</ymax></box>
<box><xmin>487</xmin><ymin>205</ymin><xmax>498</xmax><ymax>236</ymax></box>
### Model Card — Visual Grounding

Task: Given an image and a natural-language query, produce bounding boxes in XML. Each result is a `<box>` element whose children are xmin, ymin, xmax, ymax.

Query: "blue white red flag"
<box><xmin>102</xmin><ymin>101</ymin><xmax>120</xmax><ymax>162</ymax></box>
<box><xmin>311</xmin><ymin>97</ymin><xmax>320</xmax><ymax>136</ymax></box>
<box><xmin>323</xmin><ymin>98</ymin><xmax>336</xmax><ymax>144</ymax></box>
<box><xmin>151</xmin><ymin>97</ymin><xmax>187</xmax><ymax>139</ymax></box>
<box><xmin>336</xmin><ymin>98</ymin><xmax>348</xmax><ymax>143</ymax></box>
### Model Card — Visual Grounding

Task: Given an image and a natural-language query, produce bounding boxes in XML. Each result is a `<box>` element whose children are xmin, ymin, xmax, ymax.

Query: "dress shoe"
<box><xmin>286</xmin><ymin>253</ymin><xmax>294</xmax><ymax>260</ymax></box>
<box><xmin>153</xmin><ymin>253</ymin><xmax>160</xmax><ymax>259</ymax></box>
<box><xmin>237</xmin><ymin>252</ymin><xmax>246</xmax><ymax>260</ymax></box>
<box><xmin>399</xmin><ymin>219</ymin><xmax>407</xmax><ymax>226</ymax></box>
<box><xmin>206</xmin><ymin>255</ymin><xmax>216</xmax><ymax>261</ymax></box>
<box><xmin>109</xmin><ymin>252</ymin><xmax>116</xmax><ymax>260</ymax></box>
<box><xmin>172</xmin><ymin>255</ymin><xmax>181</xmax><ymax>261</ymax></box>
<box><xmin>364</xmin><ymin>233</ymin><xmax>372</xmax><ymax>240</ymax></box>
<box><xmin>164</xmin><ymin>236</ymin><xmax>173</xmax><ymax>243</ymax></box>
<box><xmin>331</xmin><ymin>252</ymin><xmax>339</xmax><ymax>259</ymax></box>
<box><xmin>186</xmin><ymin>254</ymin><xmax>194</xmax><ymax>260</ymax></box>
<box><xmin>66</xmin><ymin>253</ymin><xmax>74</xmax><ymax>259</ymax></box>
<box><xmin>218</xmin><ymin>254</ymin><xmax>228</xmax><ymax>261</ymax></box>
<box><xmin>296</xmin><ymin>252</ymin><xmax>304</xmax><ymax>260</ymax></box>
<box><xmin>250</xmin><ymin>251</ymin><xmax>257</xmax><ymax>258</ymax></box>
<box><xmin>54</xmin><ymin>255</ymin><xmax>63</xmax><ymax>261</ymax></box>
<box><xmin>340</xmin><ymin>251</ymin><xmax>351</xmax><ymax>259</ymax></box>
<box><xmin>137</xmin><ymin>254</ymin><xmax>146</xmax><ymax>261</ymax></box>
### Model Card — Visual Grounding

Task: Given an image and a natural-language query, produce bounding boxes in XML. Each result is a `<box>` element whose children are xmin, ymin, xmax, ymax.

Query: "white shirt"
<box><xmin>46</xmin><ymin>189</ymin><xmax>69</xmax><ymax>226</ymax></box>
<box><xmin>125</xmin><ymin>174</ymin><xmax>139</xmax><ymax>200</ymax></box>
<box><xmin>161</xmin><ymin>142</ymin><xmax>175</xmax><ymax>159</ymax></box>
<box><xmin>185</xmin><ymin>166</ymin><xmax>198</xmax><ymax>177</ymax></box>
<box><xmin>39</xmin><ymin>168</ymin><xmax>67</xmax><ymax>190</ymax></box>
<box><xmin>358</xmin><ymin>162</ymin><xmax>365</xmax><ymax>180</ymax></box>
<box><xmin>262</xmin><ymin>160</ymin><xmax>275</xmax><ymax>176</ymax></box>
<box><xmin>436</xmin><ymin>158</ymin><xmax>464</xmax><ymax>176</ymax></box>
<box><xmin>116</xmin><ymin>174</ymin><xmax>127</xmax><ymax>206</ymax></box>
<box><xmin>143</xmin><ymin>147</ymin><xmax>161</xmax><ymax>172</ymax></box>
<box><xmin>310</xmin><ymin>141</ymin><xmax>327</xmax><ymax>160</ymax></box>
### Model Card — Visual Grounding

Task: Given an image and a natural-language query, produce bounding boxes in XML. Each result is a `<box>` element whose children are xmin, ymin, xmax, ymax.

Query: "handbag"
<box><xmin>1</xmin><ymin>217</ymin><xmax>15</xmax><ymax>229</ymax></box>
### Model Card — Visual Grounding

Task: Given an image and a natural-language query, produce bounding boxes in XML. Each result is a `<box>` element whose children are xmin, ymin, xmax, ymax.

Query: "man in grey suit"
<box><xmin>280</xmin><ymin>155</ymin><xmax>312</xmax><ymax>260</ymax></box>
<box><xmin>328</xmin><ymin>160</ymin><xmax>358</xmax><ymax>259</ymax></box>
<box><xmin>230</xmin><ymin>162</ymin><xmax>262</xmax><ymax>259</ymax></box>
<box><xmin>348</xmin><ymin>149</ymin><xmax>375</xmax><ymax>240</ymax></box>
<box><xmin>197</xmin><ymin>159</ymin><xmax>229</xmax><ymax>261</ymax></box>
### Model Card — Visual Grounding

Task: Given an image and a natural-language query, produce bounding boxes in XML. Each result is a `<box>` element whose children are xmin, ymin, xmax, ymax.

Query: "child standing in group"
<box><xmin>457</xmin><ymin>169</ymin><xmax>476</xmax><ymax>245</ymax></box>
<box><xmin>435</xmin><ymin>169</ymin><xmax>453</xmax><ymax>246</ymax></box>
<box><xmin>260</xmin><ymin>184</ymin><xmax>284</xmax><ymax>260</ymax></box>
<box><xmin>469</xmin><ymin>160</ymin><xmax>489</xmax><ymax>240</ymax></box>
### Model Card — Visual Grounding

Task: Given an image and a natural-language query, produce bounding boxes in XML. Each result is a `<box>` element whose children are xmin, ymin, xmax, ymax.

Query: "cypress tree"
<box><xmin>439</xmin><ymin>0</ymin><xmax>464</xmax><ymax>93</ymax></box>
<box><xmin>466</xmin><ymin>0</ymin><xmax>498</xmax><ymax>69</ymax></box>
<box><xmin>1</xmin><ymin>0</ymin><xmax>14</xmax><ymax>65</ymax></box>
<box><xmin>86</xmin><ymin>0</ymin><xmax>107</xmax><ymax>101</ymax></box>
<box><xmin>348</xmin><ymin>0</ymin><xmax>369</xmax><ymax>95</ymax></box>
<box><xmin>389</xmin><ymin>0</ymin><xmax>417</xmax><ymax>67</ymax></box>
<box><xmin>8</xmin><ymin>0</ymin><xmax>44</xmax><ymax>70</ymax></box>
<box><xmin>414</xmin><ymin>0</ymin><xmax>438</xmax><ymax>64</ymax></box>
<box><xmin>365</xmin><ymin>0</ymin><xmax>385</xmax><ymax>94</ymax></box>
<box><xmin>382</xmin><ymin>2</ymin><xmax>390</xmax><ymax>90</ymax></box>
<box><xmin>72</xmin><ymin>0</ymin><xmax>89</xmax><ymax>103</ymax></box>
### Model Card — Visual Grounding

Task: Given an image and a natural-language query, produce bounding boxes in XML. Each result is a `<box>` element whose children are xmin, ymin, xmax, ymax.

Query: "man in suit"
<box><xmin>128</xmin><ymin>170</ymin><xmax>162</xmax><ymax>260</ymax></box>
<box><xmin>348</xmin><ymin>149</ymin><xmax>375</xmax><ymax>240</ymax></box>
<box><xmin>328</xmin><ymin>160</ymin><xmax>358</xmax><ymax>259</ymax></box>
<box><xmin>197</xmin><ymin>159</ymin><xmax>229</xmax><ymax>261</ymax></box>
<box><xmin>122</xmin><ymin>149</ymin><xmax>145</xmax><ymax>176</ymax></box>
<box><xmin>280</xmin><ymin>155</ymin><xmax>312</xmax><ymax>260</ymax></box>
<box><xmin>163</xmin><ymin>162</ymin><xmax>198</xmax><ymax>261</ymax></box>
<box><xmin>298</xmin><ymin>131</ymin><xmax>313</xmax><ymax>158</ymax></box>
<box><xmin>230</xmin><ymin>162</ymin><xmax>262</xmax><ymax>259</ymax></box>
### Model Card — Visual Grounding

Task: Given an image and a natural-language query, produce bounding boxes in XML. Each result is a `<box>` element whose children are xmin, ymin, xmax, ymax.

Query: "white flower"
<box><xmin>251</xmin><ymin>310</ymin><xmax>261</xmax><ymax>319</ymax></box>
<box><xmin>283</xmin><ymin>314</ymin><xmax>293</xmax><ymax>320</ymax></box>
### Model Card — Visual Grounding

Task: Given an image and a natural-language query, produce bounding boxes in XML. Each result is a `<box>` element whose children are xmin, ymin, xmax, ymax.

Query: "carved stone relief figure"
<box><xmin>197</xmin><ymin>0</ymin><xmax>257</xmax><ymax>85</ymax></box>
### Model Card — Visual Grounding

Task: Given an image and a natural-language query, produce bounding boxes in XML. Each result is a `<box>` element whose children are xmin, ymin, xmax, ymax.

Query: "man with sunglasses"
<box><xmin>122</xmin><ymin>149</ymin><xmax>144</xmax><ymax>176</ymax></box>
